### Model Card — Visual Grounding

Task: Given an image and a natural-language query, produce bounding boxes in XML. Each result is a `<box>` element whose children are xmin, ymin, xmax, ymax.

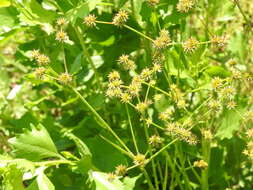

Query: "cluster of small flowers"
<box><xmin>177</xmin><ymin>0</ymin><xmax>197</xmax><ymax>13</ymax></box>
<box><xmin>211</xmin><ymin>35</ymin><xmax>227</xmax><ymax>48</ymax></box>
<box><xmin>106</xmin><ymin>71</ymin><xmax>123</xmax><ymax>98</ymax></box>
<box><xmin>165</xmin><ymin>122</ymin><xmax>197</xmax><ymax>145</ymax></box>
<box><xmin>159</xmin><ymin>108</ymin><xmax>174</xmax><ymax>121</ymax></box>
<box><xmin>112</xmin><ymin>10</ymin><xmax>129</xmax><ymax>27</ymax></box>
<box><xmin>201</xmin><ymin>129</ymin><xmax>213</xmax><ymax>140</ymax></box>
<box><xmin>183</xmin><ymin>37</ymin><xmax>199</xmax><ymax>53</ymax></box>
<box><xmin>244</xmin><ymin>111</ymin><xmax>253</xmax><ymax>122</ymax></box>
<box><xmin>136</xmin><ymin>100</ymin><xmax>152</xmax><ymax>113</ymax></box>
<box><xmin>118</xmin><ymin>54</ymin><xmax>136</xmax><ymax>70</ymax></box>
<box><xmin>133</xmin><ymin>154</ymin><xmax>147</xmax><ymax>167</ymax></box>
<box><xmin>106</xmin><ymin>164</ymin><xmax>128</xmax><ymax>181</ymax></box>
<box><xmin>154</xmin><ymin>29</ymin><xmax>171</xmax><ymax>49</ymax></box>
<box><xmin>107</xmin><ymin>55</ymin><xmax>162</xmax><ymax>105</ymax></box>
<box><xmin>31</xmin><ymin>49</ymin><xmax>50</xmax><ymax>65</ymax></box>
<box><xmin>170</xmin><ymin>84</ymin><xmax>187</xmax><ymax>109</ymax></box>
<box><xmin>84</xmin><ymin>14</ymin><xmax>97</xmax><ymax>27</ymax></box>
<box><xmin>243</xmin><ymin>141</ymin><xmax>253</xmax><ymax>159</ymax></box>
<box><xmin>56</xmin><ymin>18</ymin><xmax>69</xmax><ymax>43</ymax></box>
<box><xmin>58</xmin><ymin>72</ymin><xmax>72</xmax><ymax>84</ymax></box>
<box><xmin>193</xmin><ymin>160</ymin><xmax>208</xmax><ymax>169</ymax></box>
<box><xmin>210</xmin><ymin>77</ymin><xmax>237</xmax><ymax>111</ymax></box>
<box><xmin>148</xmin><ymin>134</ymin><xmax>164</xmax><ymax>148</ymax></box>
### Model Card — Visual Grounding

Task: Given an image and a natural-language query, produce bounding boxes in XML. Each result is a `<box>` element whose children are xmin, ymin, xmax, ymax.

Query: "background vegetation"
<box><xmin>0</xmin><ymin>0</ymin><xmax>253</xmax><ymax>189</ymax></box>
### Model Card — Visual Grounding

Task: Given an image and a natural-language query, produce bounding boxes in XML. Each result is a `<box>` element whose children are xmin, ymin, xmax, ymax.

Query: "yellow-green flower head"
<box><xmin>112</xmin><ymin>10</ymin><xmax>129</xmax><ymax>27</ymax></box>
<box><xmin>84</xmin><ymin>14</ymin><xmax>97</xmax><ymax>27</ymax></box>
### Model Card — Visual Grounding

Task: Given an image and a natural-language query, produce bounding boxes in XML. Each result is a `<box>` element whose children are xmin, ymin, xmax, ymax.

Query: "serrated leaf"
<box><xmin>8</xmin><ymin>124</ymin><xmax>60</xmax><ymax>161</ymax></box>
<box><xmin>216</xmin><ymin>108</ymin><xmax>246</xmax><ymax>139</ymax></box>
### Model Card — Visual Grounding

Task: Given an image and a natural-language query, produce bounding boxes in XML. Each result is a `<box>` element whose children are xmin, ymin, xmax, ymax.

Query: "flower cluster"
<box><xmin>118</xmin><ymin>54</ymin><xmax>136</xmax><ymax>70</ymax></box>
<box><xmin>183</xmin><ymin>37</ymin><xmax>199</xmax><ymax>53</ymax></box>
<box><xmin>177</xmin><ymin>0</ymin><xmax>196</xmax><ymax>13</ymax></box>
<box><xmin>133</xmin><ymin>154</ymin><xmax>147</xmax><ymax>167</ymax></box>
<box><xmin>165</xmin><ymin>122</ymin><xmax>197</xmax><ymax>145</ymax></box>
<box><xmin>31</xmin><ymin>49</ymin><xmax>50</xmax><ymax>65</ymax></box>
<box><xmin>154</xmin><ymin>29</ymin><xmax>171</xmax><ymax>49</ymax></box>
<box><xmin>194</xmin><ymin>160</ymin><xmax>208</xmax><ymax>169</ymax></box>
<box><xmin>112</xmin><ymin>10</ymin><xmax>129</xmax><ymax>27</ymax></box>
<box><xmin>84</xmin><ymin>14</ymin><xmax>97</xmax><ymax>27</ymax></box>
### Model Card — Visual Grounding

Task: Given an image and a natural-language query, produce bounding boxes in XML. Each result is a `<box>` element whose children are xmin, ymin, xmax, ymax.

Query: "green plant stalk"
<box><xmin>99</xmin><ymin>134</ymin><xmax>133</xmax><ymax>158</ymax></box>
<box><xmin>176</xmin><ymin>144</ymin><xmax>192</xmax><ymax>190</ymax></box>
<box><xmin>73</xmin><ymin>27</ymin><xmax>102</xmax><ymax>89</ymax></box>
<box><xmin>143</xmin><ymin>125</ymin><xmax>159</xmax><ymax>190</ymax></box>
<box><xmin>62</xmin><ymin>44</ymin><xmax>68</xmax><ymax>73</ymax></box>
<box><xmin>142</xmin><ymin>168</ymin><xmax>155</xmax><ymax>190</ymax></box>
<box><xmin>125</xmin><ymin>104</ymin><xmax>139</xmax><ymax>153</ymax></box>
<box><xmin>34</xmin><ymin>159</ymin><xmax>74</xmax><ymax>167</ymax></box>
<box><xmin>142</xmin><ymin>81</ymin><xmax>171</xmax><ymax>98</ymax></box>
<box><xmin>162</xmin><ymin>158</ymin><xmax>168</xmax><ymax>190</ymax></box>
<box><xmin>124</xmin><ymin>25</ymin><xmax>155</xmax><ymax>42</ymax></box>
<box><xmin>201</xmin><ymin>138</ymin><xmax>211</xmax><ymax>190</ymax></box>
<box><xmin>130</xmin><ymin>0</ymin><xmax>136</xmax><ymax>21</ymax></box>
<box><xmin>233</xmin><ymin>0</ymin><xmax>250</xmax><ymax>26</ymax></box>
<box><xmin>71</xmin><ymin>87</ymin><xmax>133</xmax><ymax>155</ymax></box>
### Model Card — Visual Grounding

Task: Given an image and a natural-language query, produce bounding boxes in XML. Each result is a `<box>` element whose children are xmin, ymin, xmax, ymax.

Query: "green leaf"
<box><xmin>90</xmin><ymin>172</ymin><xmax>140</xmax><ymax>190</ymax></box>
<box><xmin>66</xmin><ymin>0</ymin><xmax>101</xmax><ymax>24</ymax></box>
<box><xmin>216</xmin><ymin>107</ymin><xmax>246</xmax><ymax>139</ymax></box>
<box><xmin>27</xmin><ymin>169</ymin><xmax>55</xmax><ymax>190</ymax></box>
<box><xmin>205</xmin><ymin>66</ymin><xmax>231</xmax><ymax>78</ymax></box>
<box><xmin>70</xmin><ymin>53</ymin><xmax>83</xmax><ymax>74</ymax></box>
<box><xmin>90</xmin><ymin>171</ymin><xmax>124</xmax><ymax>190</ymax></box>
<box><xmin>63</xmin><ymin>131</ymin><xmax>91</xmax><ymax>157</ymax></box>
<box><xmin>14</xmin><ymin>0</ymin><xmax>56</xmax><ymax>25</ymax></box>
<box><xmin>8</xmin><ymin>124</ymin><xmax>60</xmax><ymax>161</ymax></box>
<box><xmin>122</xmin><ymin>175</ymin><xmax>141</xmax><ymax>190</ymax></box>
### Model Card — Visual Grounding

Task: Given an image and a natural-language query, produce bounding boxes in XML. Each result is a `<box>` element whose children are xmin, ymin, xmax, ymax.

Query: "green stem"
<box><xmin>125</xmin><ymin>104</ymin><xmax>139</xmax><ymax>153</ymax></box>
<box><xmin>124</xmin><ymin>25</ymin><xmax>154</xmax><ymax>42</ymax></box>
<box><xmin>162</xmin><ymin>158</ymin><xmax>168</xmax><ymax>190</ymax></box>
<box><xmin>201</xmin><ymin>138</ymin><xmax>210</xmax><ymax>190</ymax></box>
<box><xmin>143</xmin><ymin>125</ymin><xmax>159</xmax><ymax>190</ymax></box>
<box><xmin>143</xmin><ymin>169</ymin><xmax>155</xmax><ymax>190</ymax></box>
<box><xmin>99</xmin><ymin>135</ymin><xmax>133</xmax><ymax>158</ymax></box>
<box><xmin>62</xmin><ymin>44</ymin><xmax>68</xmax><ymax>73</ymax></box>
<box><xmin>34</xmin><ymin>160</ymin><xmax>74</xmax><ymax>167</ymax></box>
<box><xmin>233</xmin><ymin>0</ymin><xmax>250</xmax><ymax>26</ymax></box>
<box><xmin>71</xmin><ymin>87</ymin><xmax>132</xmax><ymax>155</ymax></box>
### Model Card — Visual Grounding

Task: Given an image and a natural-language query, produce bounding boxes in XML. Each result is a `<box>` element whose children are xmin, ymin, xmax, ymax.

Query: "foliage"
<box><xmin>1</xmin><ymin>0</ymin><xmax>253</xmax><ymax>189</ymax></box>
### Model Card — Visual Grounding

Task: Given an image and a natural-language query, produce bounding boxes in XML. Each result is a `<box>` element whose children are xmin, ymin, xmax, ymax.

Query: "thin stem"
<box><xmin>34</xmin><ymin>159</ymin><xmax>74</xmax><ymax>167</ymax></box>
<box><xmin>143</xmin><ymin>125</ymin><xmax>159</xmax><ymax>190</ymax></box>
<box><xmin>142</xmin><ymin>81</ymin><xmax>171</xmax><ymax>98</ymax></box>
<box><xmin>125</xmin><ymin>104</ymin><xmax>139</xmax><ymax>153</ymax></box>
<box><xmin>62</xmin><ymin>44</ymin><xmax>68</xmax><ymax>73</ymax></box>
<box><xmin>163</xmin><ymin>158</ymin><xmax>169</xmax><ymax>190</ymax></box>
<box><xmin>148</xmin><ymin>139</ymin><xmax>178</xmax><ymax>163</ymax></box>
<box><xmin>233</xmin><ymin>0</ymin><xmax>250</xmax><ymax>26</ymax></box>
<box><xmin>99</xmin><ymin>135</ymin><xmax>133</xmax><ymax>158</ymax></box>
<box><xmin>71</xmin><ymin>87</ymin><xmax>132</xmax><ymax>155</ymax></box>
<box><xmin>143</xmin><ymin>169</ymin><xmax>155</xmax><ymax>190</ymax></box>
<box><xmin>95</xmin><ymin>20</ymin><xmax>113</xmax><ymax>25</ymax></box>
<box><xmin>123</xmin><ymin>25</ymin><xmax>155</xmax><ymax>42</ymax></box>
